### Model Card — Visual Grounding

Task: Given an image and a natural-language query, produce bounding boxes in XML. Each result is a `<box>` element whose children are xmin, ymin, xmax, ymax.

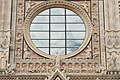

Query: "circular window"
<box><xmin>30</xmin><ymin>8</ymin><xmax>86</xmax><ymax>55</ymax></box>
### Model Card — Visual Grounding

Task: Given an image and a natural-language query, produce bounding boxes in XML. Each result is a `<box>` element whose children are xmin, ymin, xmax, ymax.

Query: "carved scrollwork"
<box><xmin>107</xmin><ymin>51</ymin><xmax>120</xmax><ymax>70</ymax></box>
<box><xmin>6</xmin><ymin>64</ymin><xmax>16</xmax><ymax>75</ymax></box>
<box><xmin>0</xmin><ymin>35</ymin><xmax>10</xmax><ymax>49</ymax></box>
<box><xmin>84</xmin><ymin>46</ymin><xmax>92</xmax><ymax>59</ymax></box>
<box><xmin>105</xmin><ymin>30</ymin><xmax>120</xmax><ymax>49</ymax></box>
<box><xmin>105</xmin><ymin>30</ymin><xmax>120</xmax><ymax>71</ymax></box>
<box><xmin>1</xmin><ymin>35</ymin><xmax>10</xmax><ymax>49</ymax></box>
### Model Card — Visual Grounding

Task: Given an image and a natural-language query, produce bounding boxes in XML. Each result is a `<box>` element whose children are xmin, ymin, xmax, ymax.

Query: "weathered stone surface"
<box><xmin>0</xmin><ymin>0</ymin><xmax>120</xmax><ymax>79</ymax></box>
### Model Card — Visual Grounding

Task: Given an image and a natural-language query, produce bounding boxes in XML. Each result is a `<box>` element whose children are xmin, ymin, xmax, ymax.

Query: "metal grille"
<box><xmin>30</xmin><ymin>8</ymin><xmax>86</xmax><ymax>55</ymax></box>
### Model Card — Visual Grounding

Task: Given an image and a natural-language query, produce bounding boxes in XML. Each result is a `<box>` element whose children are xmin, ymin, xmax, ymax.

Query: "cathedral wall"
<box><xmin>0</xmin><ymin>0</ymin><xmax>120</xmax><ymax>79</ymax></box>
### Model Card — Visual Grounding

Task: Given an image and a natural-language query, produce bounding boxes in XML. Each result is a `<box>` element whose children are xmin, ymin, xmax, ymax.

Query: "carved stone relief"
<box><xmin>11</xmin><ymin>0</ymin><xmax>104</xmax><ymax>76</ymax></box>
<box><xmin>0</xmin><ymin>0</ymin><xmax>120</xmax><ymax>80</ymax></box>
<box><xmin>0</xmin><ymin>0</ymin><xmax>11</xmax><ymax>72</ymax></box>
<box><xmin>15</xmin><ymin>0</ymin><xmax>25</xmax><ymax>59</ymax></box>
<box><xmin>25</xmin><ymin>1</ymin><xmax>43</xmax><ymax>15</ymax></box>
<box><xmin>1</xmin><ymin>0</ymin><xmax>120</xmax><ymax>79</ymax></box>
<box><xmin>105</xmin><ymin>30</ymin><xmax>120</xmax><ymax>71</ymax></box>
<box><xmin>71</xmin><ymin>1</ymin><xmax>90</xmax><ymax>16</ymax></box>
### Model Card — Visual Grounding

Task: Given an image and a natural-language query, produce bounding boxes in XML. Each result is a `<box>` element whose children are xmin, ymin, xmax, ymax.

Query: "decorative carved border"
<box><xmin>24</xmin><ymin>1</ymin><xmax>92</xmax><ymax>59</ymax></box>
<box><xmin>15</xmin><ymin>0</ymin><xmax>25</xmax><ymax>58</ymax></box>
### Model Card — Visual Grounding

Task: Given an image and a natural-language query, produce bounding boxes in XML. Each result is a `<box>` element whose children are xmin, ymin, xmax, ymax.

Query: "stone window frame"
<box><xmin>23</xmin><ymin>0</ymin><xmax>92</xmax><ymax>59</ymax></box>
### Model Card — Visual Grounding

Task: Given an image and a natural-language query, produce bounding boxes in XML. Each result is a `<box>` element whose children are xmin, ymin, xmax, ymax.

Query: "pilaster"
<box><xmin>0</xmin><ymin>0</ymin><xmax>11</xmax><ymax>70</ymax></box>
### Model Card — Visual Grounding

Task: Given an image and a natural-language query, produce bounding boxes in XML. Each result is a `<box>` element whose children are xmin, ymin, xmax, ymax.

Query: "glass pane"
<box><xmin>67</xmin><ymin>32</ymin><xmax>85</xmax><ymax>39</ymax></box>
<box><xmin>32</xmin><ymin>16</ymin><xmax>49</xmax><ymax>23</ymax></box>
<box><xmin>67</xmin><ymin>48</ymin><xmax>78</xmax><ymax>54</ymax></box>
<box><xmin>66</xmin><ymin>16</ymin><xmax>83</xmax><ymax>23</ymax></box>
<box><xmin>50</xmin><ymin>48</ymin><xmax>65</xmax><ymax>55</ymax></box>
<box><xmin>32</xmin><ymin>40</ymin><xmax>49</xmax><ymax>47</ymax></box>
<box><xmin>51</xmin><ymin>24</ymin><xmax>65</xmax><ymax>31</ymax></box>
<box><xmin>38</xmin><ymin>9</ymin><xmax>49</xmax><ymax>15</ymax></box>
<box><xmin>66</xmin><ymin>24</ymin><xmax>85</xmax><ymax>31</ymax></box>
<box><xmin>38</xmin><ymin>48</ymin><xmax>49</xmax><ymax>54</ymax></box>
<box><xmin>30</xmin><ymin>24</ymin><xmax>49</xmax><ymax>31</ymax></box>
<box><xmin>51</xmin><ymin>40</ymin><xmax>65</xmax><ymax>47</ymax></box>
<box><xmin>67</xmin><ymin>40</ymin><xmax>83</xmax><ymax>47</ymax></box>
<box><xmin>51</xmin><ymin>16</ymin><xmax>65</xmax><ymax>23</ymax></box>
<box><xmin>66</xmin><ymin>9</ymin><xmax>77</xmax><ymax>15</ymax></box>
<box><xmin>51</xmin><ymin>32</ymin><xmax>65</xmax><ymax>39</ymax></box>
<box><xmin>30</xmin><ymin>32</ymin><xmax>49</xmax><ymax>39</ymax></box>
<box><xmin>51</xmin><ymin>8</ymin><xmax>65</xmax><ymax>15</ymax></box>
